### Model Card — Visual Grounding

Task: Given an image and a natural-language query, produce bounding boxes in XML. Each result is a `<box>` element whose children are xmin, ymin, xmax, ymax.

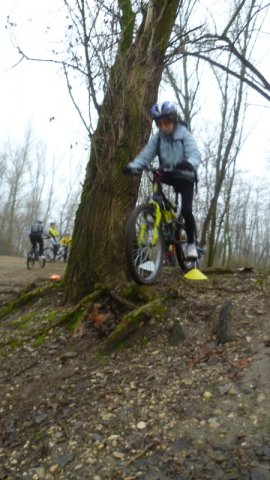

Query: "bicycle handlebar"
<box><xmin>130</xmin><ymin>166</ymin><xmax>195</xmax><ymax>175</ymax></box>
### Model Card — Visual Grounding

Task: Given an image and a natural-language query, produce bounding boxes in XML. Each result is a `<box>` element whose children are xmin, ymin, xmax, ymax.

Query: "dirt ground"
<box><xmin>0</xmin><ymin>255</ymin><xmax>66</xmax><ymax>287</ymax></box>
<box><xmin>0</xmin><ymin>256</ymin><xmax>270</xmax><ymax>480</ymax></box>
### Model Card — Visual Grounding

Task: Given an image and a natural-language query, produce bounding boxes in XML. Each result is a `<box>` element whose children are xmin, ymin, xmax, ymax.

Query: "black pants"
<box><xmin>163</xmin><ymin>175</ymin><xmax>196</xmax><ymax>244</ymax></box>
<box><xmin>29</xmin><ymin>234</ymin><xmax>44</xmax><ymax>256</ymax></box>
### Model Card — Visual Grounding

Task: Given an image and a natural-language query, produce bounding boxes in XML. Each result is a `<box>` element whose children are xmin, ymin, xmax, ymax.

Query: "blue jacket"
<box><xmin>128</xmin><ymin>123</ymin><xmax>201</xmax><ymax>178</ymax></box>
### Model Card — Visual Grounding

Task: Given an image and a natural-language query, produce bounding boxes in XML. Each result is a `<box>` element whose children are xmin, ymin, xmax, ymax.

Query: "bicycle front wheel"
<box><xmin>39</xmin><ymin>257</ymin><xmax>46</xmax><ymax>268</ymax></box>
<box><xmin>125</xmin><ymin>204</ymin><xmax>164</xmax><ymax>285</ymax></box>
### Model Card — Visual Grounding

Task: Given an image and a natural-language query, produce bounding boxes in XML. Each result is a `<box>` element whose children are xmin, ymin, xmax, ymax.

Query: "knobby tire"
<box><xmin>175</xmin><ymin>220</ymin><xmax>198</xmax><ymax>272</ymax></box>
<box><xmin>125</xmin><ymin>203</ymin><xmax>164</xmax><ymax>285</ymax></box>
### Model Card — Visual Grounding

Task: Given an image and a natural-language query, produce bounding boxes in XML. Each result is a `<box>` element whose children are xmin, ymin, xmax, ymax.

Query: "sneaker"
<box><xmin>186</xmin><ymin>243</ymin><xmax>198</xmax><ymax>259</ymax></box>
<box><xmin>39</xmin><ymin>255</ymin><xmax>46</xmax><ymax>260</ymax></box>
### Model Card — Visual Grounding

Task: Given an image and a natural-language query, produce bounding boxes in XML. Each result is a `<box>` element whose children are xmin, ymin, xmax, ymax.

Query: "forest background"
<box><xmin>0</xmin><ymin>0</ymin><xmax>270</xmax><ymax>270</ymax></box>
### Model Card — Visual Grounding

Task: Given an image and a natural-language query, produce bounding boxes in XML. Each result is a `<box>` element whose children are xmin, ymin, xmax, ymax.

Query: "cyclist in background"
<box><xmin>48</xmin><ymin>222</ymin><xmax>59</xmax><ymax>258</ymax></box>
<box><xmin>123</xmin><ymin>100</ymin><xmax>201</xmax><ymax>259</ymax></box>
<box><xmin>59</xmin><ymin>232</ymin><xmax>72</xmax><ymax>262</ymax></box>
<box><xmin>29</xmin><ymin>220</ymin><xmax>45</xmax><ymax>259</ymax></box>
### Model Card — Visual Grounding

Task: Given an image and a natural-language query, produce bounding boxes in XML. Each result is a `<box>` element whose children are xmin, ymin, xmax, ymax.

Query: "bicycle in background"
<box><xmin>44</xmin><ymin>244</ymin><xmax>69</xmax><ymax>262</ymax></box>
<box><xmin>26</xmin><ymin>246</ymin><xmax>46</xmax><ymax>270</ymax></box>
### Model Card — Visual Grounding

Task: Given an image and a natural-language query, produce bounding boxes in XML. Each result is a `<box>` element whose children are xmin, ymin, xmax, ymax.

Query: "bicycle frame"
<box><xmin>143</xmin><ymin>172</ymin><xmax>178</xmax><ymax>246</ymax></box>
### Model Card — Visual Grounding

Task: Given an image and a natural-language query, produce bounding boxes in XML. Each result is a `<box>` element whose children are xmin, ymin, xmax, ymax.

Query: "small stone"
<box><xmin>35</xmin><ymin>468</ymin><xmax>45</xmax><ymax>479</ymax></box>
<box><xmin>45</xmin><ymin>475</ymin><xmax>53</xmax><ymax>480</ymax></box>
<box><xmin>60</xmin><ymin>351</ymin><xmax>78</xmax><ymax>360</ymax></box>
<box><xmin>108</xmin><ymin>434</ymin><xmax>120</xmax><ymax>441</ymax></box>
<box><xmin>35</xmin><ymin>413</ymin><xmax>48</xmax><ymax>424</ymax></box>
<box><xmin>113</xmin><ymin>451</ymin><xmax>124</xmax><ymax>459</ymax></box>
<box><xmin>208</xmin><ymin>420</ymin><xmax>220</xmax><ymax>429</ymax></box>
<box><xmin>219</xmin><ymin>383</ymin><xmax>233</xmax><ymax>395</ymax></box>
<box><xmin>204</xmin><ymin>391</ymin><xmax>212</xmax><ymax>400</ymax></box>
<box><xmin>250</xmin><ymin>414</ymin><xmax>258</xmax><ymax>425</ymax></box>
<box><xmin>101</xmin><ymin>412</ymin><xmax>115</xmax><ymax>421</ymax></box>
<box><xmin>137</xmin><ymin>421</ymin><xmax>146</xmax><ymax>430</ymax></box>
<box><xmin>212</xmin><ymin>451</ymin><xmax>227</xmax><ymax>463</ymax></box>
<box><xmin>74</xmin><ymin>421</ymin><xmax>83</xmax><ymax>430</ymax></box>
<box><xmin>257</xmin><ymin>393</ymin><xmax>266</xmax><ymax>403</ymax></box>
<box><xmin>49</xmin><ymin>465</ymin><xmax>59</xmax><ymax>473</ymax></box>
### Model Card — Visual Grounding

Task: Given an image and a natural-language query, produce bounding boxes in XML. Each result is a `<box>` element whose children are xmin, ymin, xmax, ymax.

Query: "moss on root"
<box><xmin>122</xmin><ymin>283</ymin><xmax>157</xmax><ymax>302</ymax></box>
<box><xmin>0</xmin><ymin>282</ymin><xmax>64</xmax><ymax>319</ymax></box>
<box><xmin>103</xmin><ymin>297</ymin><xmax>166</xmax><ymax>352</ymax></box>
<box><xmin>59</xmin><ymin>285</ymin><xmax>109</xmax><ymax>330</ymax></box>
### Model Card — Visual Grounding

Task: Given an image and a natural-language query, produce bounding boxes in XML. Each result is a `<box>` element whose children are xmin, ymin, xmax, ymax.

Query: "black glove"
<box><xmin>122</xmin><ymin>165</ymin><xmax>142</xmax><ymax>175</ymax></box>
<box><xmin>122</xmin><ymin>165</ymin><xmax>134</xmax><ymax>175</ymax></box>
<box><xmin>177</xmin><ymin>161</ymin><xmax>194</xmax><ymax>171</ymax></box>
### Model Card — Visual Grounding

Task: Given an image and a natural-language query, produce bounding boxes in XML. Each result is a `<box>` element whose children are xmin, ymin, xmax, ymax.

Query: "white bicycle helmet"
<box><xmin>151</xmin><ymin>101</ymin><xmax>177</xmax><ymax>120</ymax></box>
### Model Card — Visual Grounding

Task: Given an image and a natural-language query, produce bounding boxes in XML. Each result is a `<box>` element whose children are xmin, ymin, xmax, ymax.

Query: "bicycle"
<box><xmin>26</xmin><ymin>246</ymin><xmax>46</xmax><ymax>270</ymax></box>
<box><xmin>124</xmin><ymin>168</ymin><xmax>204</xmax><ymax>285</ymax></box>
<box><xmin>44</xmin><ymin>244</ymin><xmax>69</xmax><ymax>262</ymax></box>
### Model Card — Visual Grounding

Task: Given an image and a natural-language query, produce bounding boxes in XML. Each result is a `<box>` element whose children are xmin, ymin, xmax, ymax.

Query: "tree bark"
<box><xmin>64</xmin><ymin>0</ymin><xmax>180</xmax><ymax>302</ymax></box>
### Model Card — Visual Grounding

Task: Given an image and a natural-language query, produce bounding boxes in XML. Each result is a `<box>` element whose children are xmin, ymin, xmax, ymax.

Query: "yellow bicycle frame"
<box><xmin>149</xmin><ymin>199</ymin><xmax>162</xmax><ymax>245</ymax></box>
<box><xmin>138</xmin><ymin>200</ymin><xmax>161</xmax><ymax>247</ymax></box>
<box><xmin>138</xmin><ymin>182</ymin><xmax>176</xmax><ymax>247</ymax></box>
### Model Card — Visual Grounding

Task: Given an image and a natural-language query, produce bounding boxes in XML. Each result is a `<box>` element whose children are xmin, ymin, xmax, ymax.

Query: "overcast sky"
<box><xmin>0</xmin><ymin>0</ymin><xmax>88</xmax><ymax>178</ymax></box>
<box><xmin>0</xmin><ymin>0</ymin><xmax>270</xmax><ymax>179</ymax></box>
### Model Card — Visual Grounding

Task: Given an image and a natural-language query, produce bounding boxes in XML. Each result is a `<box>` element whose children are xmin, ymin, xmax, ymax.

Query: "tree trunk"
<box><xmin>65</xmin><ymin>1</ymin><xmax>180</xmax><ymax>302</ymax></box>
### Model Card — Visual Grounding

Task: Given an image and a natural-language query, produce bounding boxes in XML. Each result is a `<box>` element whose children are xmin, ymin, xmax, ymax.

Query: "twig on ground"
<box><xmin>125</xmin><ymin>440</ymin><xmax>159</xmax><ymax>467</ymax></box>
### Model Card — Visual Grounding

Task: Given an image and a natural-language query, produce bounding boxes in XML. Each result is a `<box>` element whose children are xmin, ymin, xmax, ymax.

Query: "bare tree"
<box><xmin>197</xmin><ymin>0</ymin><xmax>262</xmax><ymax>266</ymax></box>
<box><xmin>62</xmin><ymin>0</ymin><xmax>182</xmax><ymax>301</ymax></box>
<box><xmin>0</xmin><ymin>130</ymin><xmax>32</xmax><ymax>255</ymax></box>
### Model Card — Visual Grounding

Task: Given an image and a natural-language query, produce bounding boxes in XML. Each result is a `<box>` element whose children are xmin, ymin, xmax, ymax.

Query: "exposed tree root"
<box><xmin>102</xmin><ymin>297</ymin><xmax>166</xmax><ymax>352</ymax></box>
<box><xmin>58</xmin><ymin>286</ymin><xmax>109</xmax><ymax>330</ymax></box>
<box><xmin>1</xmin><ymin>280</ymin><xmax>167</xmax><ymax>353</ymax></box>
<box><xmin>0</xmin><ymin>281</ymin><xmax>64</xmax><ymax>319</ymax></box>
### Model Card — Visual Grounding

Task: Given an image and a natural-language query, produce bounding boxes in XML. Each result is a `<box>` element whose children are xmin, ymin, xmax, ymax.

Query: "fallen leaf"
<box><xmin>91</xmin><ymin>303</ymin><xmax>110</xmax><ymax>327</ymax></box>
<box><xmin>231</xmin><ymin>357</ymin><xmax>251</xmax><ymax>369</ymax></box>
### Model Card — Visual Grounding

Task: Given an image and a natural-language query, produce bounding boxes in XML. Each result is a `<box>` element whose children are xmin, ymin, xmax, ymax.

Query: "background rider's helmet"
<box><xmin>151</xmin><ymin>101</ymin><xmax>177</xmax><ymax>121</ymax></box>
<box><xmin>50</xmin><ymin>222</ymin><xmax>55</xmax><ymax>226</ymax></box>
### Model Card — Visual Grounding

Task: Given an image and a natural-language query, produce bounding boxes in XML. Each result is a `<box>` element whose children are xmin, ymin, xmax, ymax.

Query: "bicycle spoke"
<box><xmin>125</xmin><ymin>204</ymin><xmax>163</xmax><ymax>284</ymax></box>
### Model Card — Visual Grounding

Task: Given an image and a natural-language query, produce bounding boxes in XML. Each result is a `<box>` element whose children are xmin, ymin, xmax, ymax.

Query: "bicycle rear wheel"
<box><xmin>27</xmin><ymin>252</ymin><xmax>35</xmax><ymax>270</ymax></box>
<box><xmin>44</xmin><ymin>248</ymin><xmax>54</xmax><ymax>262</ymax></box>
<box><xmin>175</xmin><ymin>220</ymin><xmax>197</xmax><ymax>272</ymax></box>
<box><xmin>125</xmin><ymin>203</ymin><xmax>164</xmax><ymax>285</ymax></box>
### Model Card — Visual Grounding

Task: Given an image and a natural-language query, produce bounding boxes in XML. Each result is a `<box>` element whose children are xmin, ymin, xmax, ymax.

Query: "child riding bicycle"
<box><xmin>29</xmin><ymin>220</ymin><xmax>45</xmax><ymax>259</ymax></box>
<box><xmin>48</xmin><ymin>222</ymin><xmax>59</xmax><ymax>258</ymax></box>
<box><xmin>123</xmin><ymin>100</ymin><xmax>201</xmax><ymax>259</ymax></box>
